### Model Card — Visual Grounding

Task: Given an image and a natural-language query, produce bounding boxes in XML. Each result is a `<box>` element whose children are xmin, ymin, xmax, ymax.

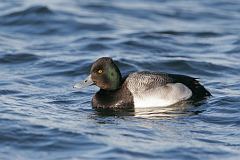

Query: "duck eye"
<box><xmin>97</xmin><ymin>69</ymin><xmax>103</xmax><ymax>74</ymax></box>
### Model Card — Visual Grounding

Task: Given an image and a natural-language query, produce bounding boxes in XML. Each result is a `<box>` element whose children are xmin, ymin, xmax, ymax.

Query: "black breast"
<box><xmin>92</xmin><ymin>83</ymin><xmax>134</xmax><ymax>109</ymax></box>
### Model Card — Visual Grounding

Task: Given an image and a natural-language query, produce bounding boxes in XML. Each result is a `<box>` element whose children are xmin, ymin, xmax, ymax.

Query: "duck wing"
<box><xmin>125</xmin><ymin>71</ymin><xmax>210</xmax><ymax>108</ymax></box>
<box><xmin>167</xmin><ymin>73</ymin><xmax>211</xmax><ymax>100</ymax></box>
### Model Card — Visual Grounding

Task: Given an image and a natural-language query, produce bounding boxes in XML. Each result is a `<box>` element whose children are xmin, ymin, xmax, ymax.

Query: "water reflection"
<box><xmin>93</xmin><ymin>101</ymin><xmax>205</xmax><ymax>119</ymax></box>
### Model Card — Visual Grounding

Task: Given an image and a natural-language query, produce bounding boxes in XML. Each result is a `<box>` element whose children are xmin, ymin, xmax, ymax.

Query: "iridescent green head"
<box><xmin>74</xmin><ymin>57</ymin><xmax>122</xmax><ymax>91</ymax></box>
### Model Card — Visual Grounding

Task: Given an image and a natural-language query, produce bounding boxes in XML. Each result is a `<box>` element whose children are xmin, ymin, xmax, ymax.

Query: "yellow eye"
<box><xmin>97</xmin><ymin>69</ymin><xmax>103</xmax><ymax>74</ymax></box>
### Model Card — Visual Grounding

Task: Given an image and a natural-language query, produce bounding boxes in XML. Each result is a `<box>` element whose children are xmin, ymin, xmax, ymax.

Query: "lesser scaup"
<box><xmin>74</xmin><ymin>57</ymin><xmax>211</xmax><ymax>109</ymax></box>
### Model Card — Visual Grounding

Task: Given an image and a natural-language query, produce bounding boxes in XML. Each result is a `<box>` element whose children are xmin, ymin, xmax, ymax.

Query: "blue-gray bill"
<box><xmin>73</xmin><ymin>75</ymin><xmax>94</xmax><ymax>89</ymax></box>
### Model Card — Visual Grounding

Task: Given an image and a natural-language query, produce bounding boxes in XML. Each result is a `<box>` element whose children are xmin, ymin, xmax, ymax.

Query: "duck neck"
<box><xmin>107</xmin><ymin>64</ymin><xmax>122</xmax><ymax>91</ymax></box>
<box><xmin>109</xmin><ymin>72</ymin><xmax>122</xmax><ymax>90</ymax></box>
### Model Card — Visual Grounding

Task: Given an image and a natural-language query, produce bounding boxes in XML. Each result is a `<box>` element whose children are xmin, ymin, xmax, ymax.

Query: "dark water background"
<box><xmin>0</xmin><ymin>0</ymin><xmax>240</xmax><ymax>159</ymax></box>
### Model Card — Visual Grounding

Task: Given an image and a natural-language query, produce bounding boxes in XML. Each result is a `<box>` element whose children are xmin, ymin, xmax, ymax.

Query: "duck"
<box><xmin>74</xmin><ymin>57</ymin><xmax>211</xmax><ymax>109</ymax></box>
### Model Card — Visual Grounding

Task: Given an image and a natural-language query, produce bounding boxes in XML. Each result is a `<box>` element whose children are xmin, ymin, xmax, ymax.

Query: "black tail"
<box><xmin>170</xmin><ymin>74</ymin><xmax>211</xmax><ymax>101</ymax></box>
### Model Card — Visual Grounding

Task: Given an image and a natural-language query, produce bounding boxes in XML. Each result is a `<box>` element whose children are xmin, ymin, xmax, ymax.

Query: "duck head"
<box><xmin>74</xmin><ymin>57</ymin><xmax>122</xmax><ymax>91</ymax></box>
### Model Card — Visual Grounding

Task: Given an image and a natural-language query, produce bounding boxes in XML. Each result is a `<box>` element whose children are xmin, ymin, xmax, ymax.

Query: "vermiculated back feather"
<box><xmin>126</xmin><ymin>71</ymin><xmax>174</xmax><ymax>91</ymax></box>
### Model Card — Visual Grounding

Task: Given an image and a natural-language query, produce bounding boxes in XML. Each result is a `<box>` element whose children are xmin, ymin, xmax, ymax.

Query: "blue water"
<box><xmin>0</xmin><ymin>0</ymin><xmax>240</xmax><ymax>159</ymax></box>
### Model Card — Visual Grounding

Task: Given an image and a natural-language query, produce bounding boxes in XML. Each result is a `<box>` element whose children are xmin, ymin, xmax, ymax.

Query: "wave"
<box><xmin>0</xmin><ymin>5</ymin><xmax>114</xmax><ymax>35</ymax></box>
<box><xmin>0</xmin><ymin>53</ymin><xmax>39</xmax><ymax>64</ymax></box>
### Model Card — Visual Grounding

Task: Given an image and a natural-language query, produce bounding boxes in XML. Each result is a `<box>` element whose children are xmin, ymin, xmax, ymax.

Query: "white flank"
<box><xmin>129</xmin><ymin>83</ymin><xmax>192</xmax><ymax>108</ymax></box>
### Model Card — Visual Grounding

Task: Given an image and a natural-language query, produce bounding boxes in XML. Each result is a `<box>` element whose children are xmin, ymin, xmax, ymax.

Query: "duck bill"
<box><xmin>73</xmin><ymin>75</ymin><xmax>94</xmax><ymax>89</ymax></box>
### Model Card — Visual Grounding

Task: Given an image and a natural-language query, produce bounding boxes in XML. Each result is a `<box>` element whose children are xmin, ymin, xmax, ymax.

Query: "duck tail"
<box><xmin>188</xmin><ymin>78</ymin><xmax>211</xmax><ymax>101</ymax></box>
<box><xmin>170</xmin><ymin>74</ymin><xmax>211</xmax><ymax>101</ymax></box>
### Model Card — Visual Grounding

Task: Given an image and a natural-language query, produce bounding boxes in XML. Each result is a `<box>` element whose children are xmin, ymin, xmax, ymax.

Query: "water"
<box><xmin>0</xmin><ymin>0</ymin><xmax>240</xmax><ymax>159</ymax></box>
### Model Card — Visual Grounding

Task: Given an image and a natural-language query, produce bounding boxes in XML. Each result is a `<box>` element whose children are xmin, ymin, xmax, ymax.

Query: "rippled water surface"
<box><xmin>0</xmin><ymin>0</ymin><xmax>240</xmax><ymax>159</ymax></box>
